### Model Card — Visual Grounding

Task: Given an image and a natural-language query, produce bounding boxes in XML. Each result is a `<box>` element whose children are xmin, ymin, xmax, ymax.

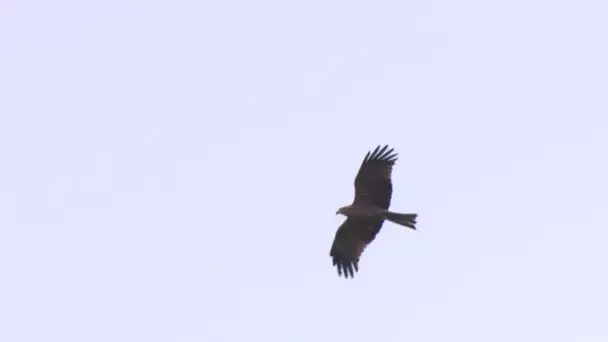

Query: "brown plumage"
<box><xmin>330</xmin><ymin>145</ymin><xmax>418</xmax><ymax>278</ymax></box>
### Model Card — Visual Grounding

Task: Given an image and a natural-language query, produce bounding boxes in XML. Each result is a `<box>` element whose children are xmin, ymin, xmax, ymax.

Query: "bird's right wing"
<box><xmin>329</xmin><ymin>217</ymin><xmax>379</xmax><ymax>278</ymax></box>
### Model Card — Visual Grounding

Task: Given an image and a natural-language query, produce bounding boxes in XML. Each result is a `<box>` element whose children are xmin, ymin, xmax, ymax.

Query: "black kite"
<box><xmin>330</xmin><ymin>145</ymin><xmax>418</xmax><ymax>278</ymax></box>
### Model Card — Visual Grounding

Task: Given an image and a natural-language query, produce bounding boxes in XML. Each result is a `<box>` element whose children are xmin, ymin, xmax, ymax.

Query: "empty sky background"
<box><xmin>2</xmin><ymin>0</ymin><xmax>607</xmax><ymax>341</ymax></box>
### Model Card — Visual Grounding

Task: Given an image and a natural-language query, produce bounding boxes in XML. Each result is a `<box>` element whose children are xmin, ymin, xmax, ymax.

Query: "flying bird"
<box><xmin>330</xmin><ymin>145</ymin><xmax>418</xmax><ymax>278</ymax></box>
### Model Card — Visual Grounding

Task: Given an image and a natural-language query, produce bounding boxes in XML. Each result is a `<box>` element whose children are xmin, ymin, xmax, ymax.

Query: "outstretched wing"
<box><xmin>353</xmin><ymin>145</ymin><xmax>398</xmax><ymax>210</ymax></box>
<box><xmin>329</xmin><ymin>217</ymin><xmax>380</xmax><ymax>278</ymax></box>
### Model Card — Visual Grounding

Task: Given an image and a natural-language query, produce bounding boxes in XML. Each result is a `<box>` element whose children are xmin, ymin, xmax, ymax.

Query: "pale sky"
<box><xmin>2</xmin><ymin>0</ymin><xmax>608</xmax><ymax>341</ymax></box>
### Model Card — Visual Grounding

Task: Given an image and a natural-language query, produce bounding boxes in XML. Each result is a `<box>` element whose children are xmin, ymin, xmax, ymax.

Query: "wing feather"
<box><xmin>329</xmin><ymin>217</ymin><xmax>379</xmax><ymax>279</ymax></box>
<box><xmin>353</xmin><ymin>144</ymin><xmax>398</xmax><ymax>209</ymax></box>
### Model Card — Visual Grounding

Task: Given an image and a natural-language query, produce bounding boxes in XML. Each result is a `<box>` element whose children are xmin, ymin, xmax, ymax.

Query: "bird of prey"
<box><xmin>330</xmin><ymin>145</ymin><xmax>417</xmax><ymax>278</ymax></box>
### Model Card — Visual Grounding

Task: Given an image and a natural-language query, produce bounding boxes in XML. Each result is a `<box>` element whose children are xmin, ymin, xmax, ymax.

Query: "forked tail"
<box><xmin>383</xmin><ymin>211</ymin><xmax>418</xmax><ymax>230</ymax></box>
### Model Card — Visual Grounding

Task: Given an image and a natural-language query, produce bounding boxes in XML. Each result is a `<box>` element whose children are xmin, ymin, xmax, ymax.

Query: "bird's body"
<box><xmin>330</xmin><ymin>145</ymin><xmax>418</xmax><ymax>278</ymax></box>
<box><xmin>337</xmin><ymin>202</ymin><xmax>386</xmax><ymax>218</ymax></box>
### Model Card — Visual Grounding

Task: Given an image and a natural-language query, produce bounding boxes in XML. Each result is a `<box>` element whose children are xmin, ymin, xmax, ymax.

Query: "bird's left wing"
<box><xmin>353</xmin><ymin>145</ymin><xmax>398</xmax><ymax>210</ymax></box>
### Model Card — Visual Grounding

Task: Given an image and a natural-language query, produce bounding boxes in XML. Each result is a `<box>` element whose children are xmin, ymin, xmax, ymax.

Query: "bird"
<box><xmin>329</xmin><ymin>144</ymin><xmax>418</xmax><ymax>278</ymax></box>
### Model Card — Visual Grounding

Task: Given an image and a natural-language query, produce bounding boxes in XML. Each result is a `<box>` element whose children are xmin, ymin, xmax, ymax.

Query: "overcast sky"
<box><xmin>2</xmin><ymin>0</ymin><xmax>608</xmax><ymax>341</ymax></box>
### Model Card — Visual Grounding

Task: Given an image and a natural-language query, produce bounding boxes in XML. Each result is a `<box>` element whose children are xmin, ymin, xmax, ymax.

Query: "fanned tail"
<box><xmin>383</xmin><ymin>211</ymin><xmax>417</xmax><ymax>230</ymax></box>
